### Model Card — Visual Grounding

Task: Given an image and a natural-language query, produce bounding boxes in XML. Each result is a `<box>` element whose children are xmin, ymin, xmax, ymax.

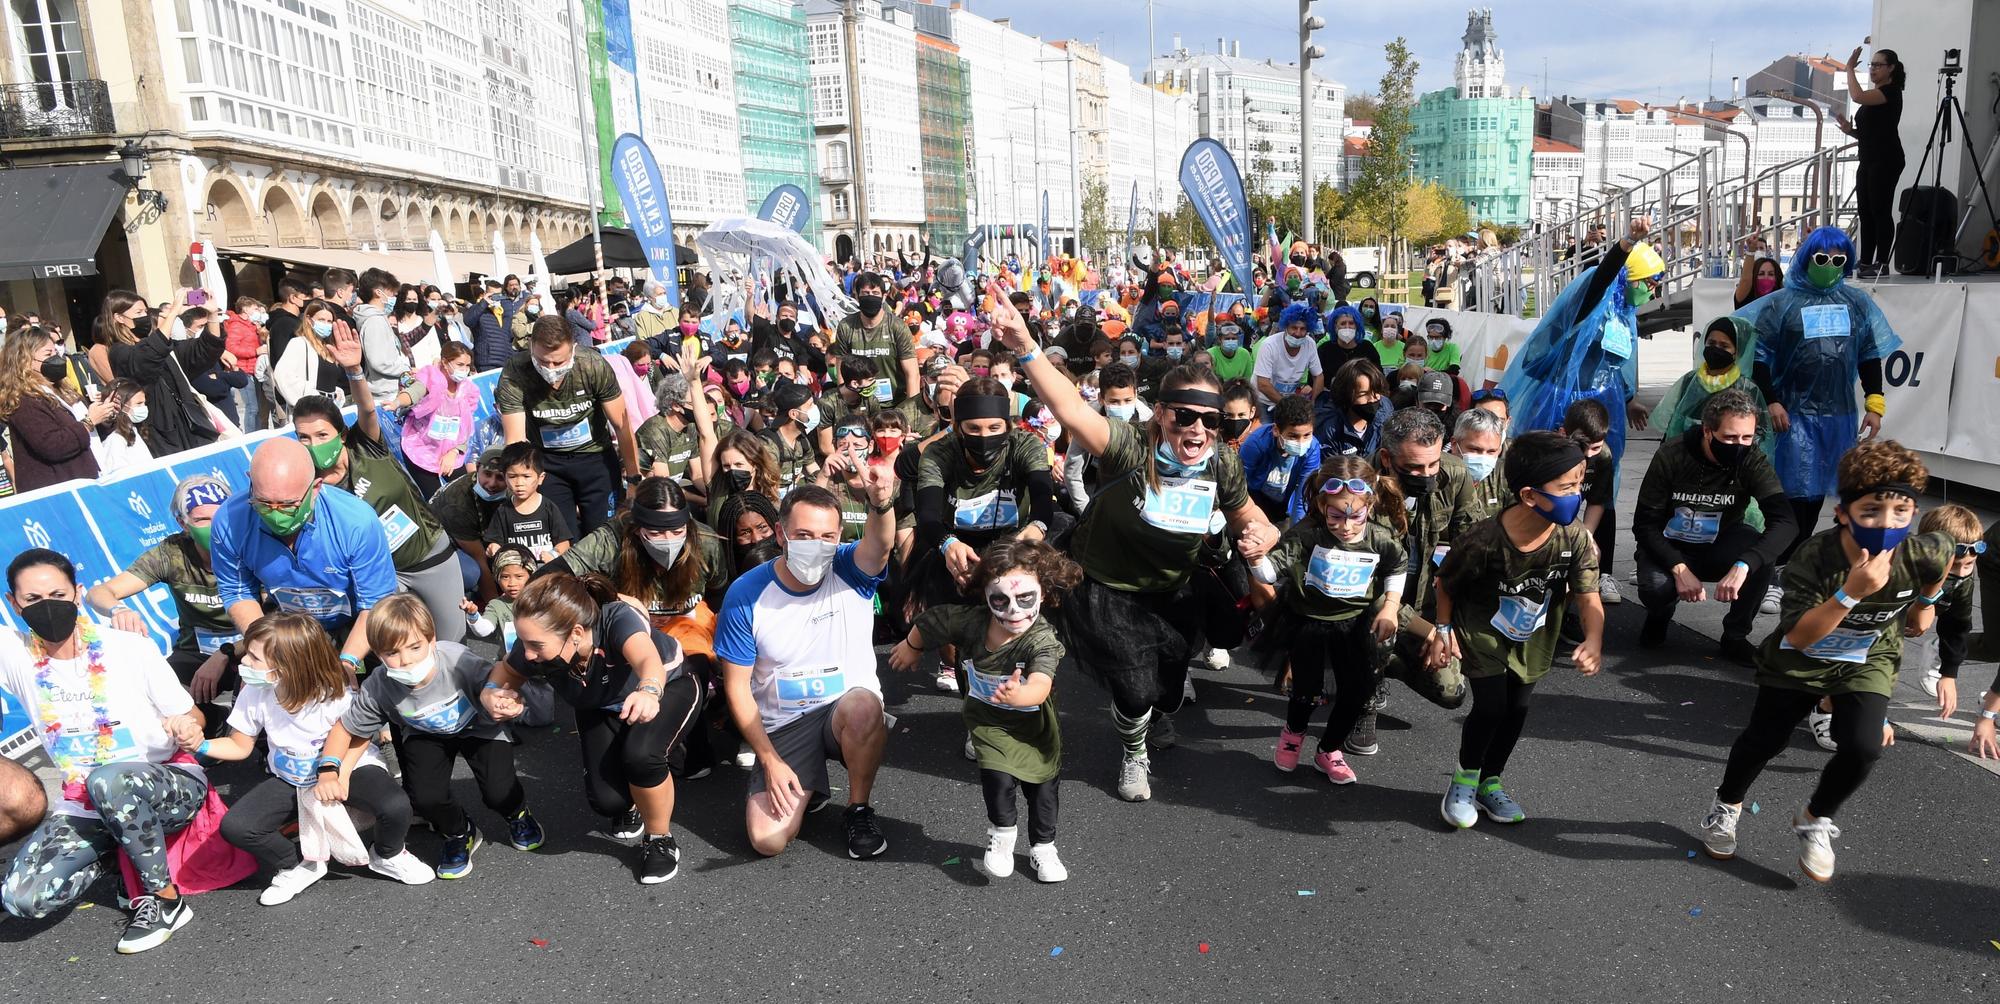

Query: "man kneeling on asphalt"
<box><xmin>1632</xmin><ymin>388</ymin><xmax>1797</xmax><ymax>664</ymax></box>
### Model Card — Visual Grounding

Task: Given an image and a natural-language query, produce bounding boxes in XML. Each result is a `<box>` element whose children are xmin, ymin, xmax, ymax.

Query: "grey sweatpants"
<box><xmin>399</xmin><ymin>551</ymin><xmax>467</xmax><ymax>644</ymax></box>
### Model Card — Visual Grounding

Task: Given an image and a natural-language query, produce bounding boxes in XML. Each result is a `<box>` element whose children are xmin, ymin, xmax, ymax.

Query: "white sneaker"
<box><xmin>1028</xmin><ymin>842</ymin><xmax>1068</xmax><ymax>882</ymax></box>
<box><xmin>367</xmin><ymin>849</ymin><xmax>436</xmax><ymax>886</ymax></box>
<box><xmin>1116</xmin><ymin>756</ymin><xmax>1152</xmax><ymax>802</ymax></box>
<box><xmin>258</xmin><ymin>860</ymin><xmax>327</xmax><ymax>906</ymax></box>
<box><xmin>1202</xmin><ymin>647</ymin><xmax>1231</xmax><ymax>671</ymax></box>
<box><xmin>1760</xmin><ymin>584</ymin><xmax>1783</xmax><ymax>615</ymax></box>
<box><xmin>962</xmin><ymin>734</ymin><xmax>977</xmax><ymax>762</ymax></box>
<box><xmin>1698</xmin><ymin>799</ymin><xmax>1741</xmax><ymax>860</ymax></box>
<box><xmin>1599</xmin><ymin>578</ymin><xmax>1623</xmax><ymax>605</ymax></box>
<box><xmin>934</xmin><ymin>665</ymin><xmax>960</xmax><ymax>695</ymax></box>
<box><xmin>1793</xmin><ymin>811</ymin><xmax>1841</xmax><ymax>882</ymax></box>
<box><xmin>734</xmin><ymin>750</ymin><xmax>757</xmax><ymax>769</ymax></box>
<box><xmin>1921</xmin><ymin>668</ymin><xmax>1941</xmax><ymax>697</ymax></box>
<box><xmin>1807</xmin><ymin>710</ymin><xmax>1838</xmax><ymax>751</ymax></box>
<box><xmin>983</xmin><ymin>824</ymin><xmax>1017</xmax><ymax>877</ymax></box>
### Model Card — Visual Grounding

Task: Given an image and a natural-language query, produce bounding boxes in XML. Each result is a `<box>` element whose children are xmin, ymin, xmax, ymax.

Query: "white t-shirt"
<box><xmin>228</xmin><ymin>684</ymin><xmax>369</xmax><ymax>788</ymax></box>
<box><xmin>0</xmin><ymin>627</ymin><xmax>202</xmax><ymax>815</ymax></box>
<box><xmin>714</xmin><ymin>543</ymin><xmax>885</xmax><ymax>733</ymax></box>
<box><xmin>1252</xmin><ymin>332</ymin><xmax>1322</xmax><ymax>407</ymax></box>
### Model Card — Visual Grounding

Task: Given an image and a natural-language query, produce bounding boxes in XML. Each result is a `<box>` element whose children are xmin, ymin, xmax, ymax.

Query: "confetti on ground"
<box><xmin>1198</xmin><ymin>942</ymin><xmax>1210</xmax><ymax>954</ymax></box>
<box><xmin>1296</xmin><ymin>889</ymin><xmax>1316</xmax><ymax>896</ymax></box>
<box><xmin>1989</xmin><ymin>940</ymin><xmax>2000</xmax><ymax>951</ymax></box>
<box><xmin>1689</xmin><ymin>908</ymin><xmax>1702</xmax><ymax>918</ymax></box>
<box><xmin>943</xmin><ymin>857</ymin><xmax>961</xmax><ymax>865</ymax></box>
<box><xmin>1749</xmin><ymin>802</ymin><xmax>1760</xmax><ymax>815</ymax></box>
<box><xmin>1050</xmin><ymin>947</ymin><xmax>1064</xmax><ymax>957</ymax></box>
<box><xmin>1244</xmin><ymin>697</ymin><xmax>1253</xmax><ymax>704</ymax></box>
<box><xmin>1680</xmin><ymin>701</ymin><xmax>1695</xmax><ymax>706</ymax></box>
<box><xmin>76</xmin><ymin>902</ymin><xmax>92</xmax><ymax>910</ymax></box>
<box><xmin>65</xmin><ymin>956</ymin><xmax>78</xmax><ymax>963</ymax></box>
<box><xmin>529</xmin><ymin>938</ymin><xmax>549</xmax><ymax>948</ymax></box>
<box><xmin>1687</xmin><ymin>850</ymin><xmax>1697</xmax><ymax>859</ymax></box>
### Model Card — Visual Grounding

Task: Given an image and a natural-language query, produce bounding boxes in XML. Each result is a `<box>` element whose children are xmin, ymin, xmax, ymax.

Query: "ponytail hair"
<box><xmin>512</xmin><ymin>572</ymin><xmax>619</xmax><ymax>637</ymax></box>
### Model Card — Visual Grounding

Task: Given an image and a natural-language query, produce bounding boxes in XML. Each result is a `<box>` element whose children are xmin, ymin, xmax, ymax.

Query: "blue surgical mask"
<box><xmin>1280</xmin><ymin>438</ymin><xmax>1309</xmax><ymax>458</ymax></box>
<box><xmin>1285</xmin><ymin>334</ymin><xmax>1310</xmax><ymax>351</ymax></box>
<box><xmin>1120</xmin><ymin>353</ymin><xmax>1141</xmax><ymax>367</ymax></box>
<box><xmin>1165</xmin><ymin>346</ymin><xmax>1183</xmax><ymax>361</ymax></box>
<box><xmin>1530</xmin><ymin>488</ymin><xmax>1585</xmax><ymax>526</ymax></box>
<box><xmin>312</xmin><ymin>320</ymin><xmax>334</xmax><ymax>338</ymax></box>
<box><xmin>1154</xmin><ymin>442</ymin><xmax>1212</xmax><ymax>478</ymax></box>
<box><xmin>472</xmin><ymin>481</ymin><xmax>506</xmax><ymax>502</ymax></box>
<box><xmin>1105</xmin><ymin>402</ymin><xmax>1137</xmax><ymax>421</ymax></box>
<box><xmin>1848</xmin><ymin>520</ymin><xmax>1912</xmax><ymax>554</ymax></box>
<box><xmin>1220</xmin><ymin>338</ymin><xmax>1241</xmax><ymax>353</ymax></box>
<box><xmin>1460</xmin><ymin>452</ymin><xmax>1497</xmax><ymax>482</ymax></box>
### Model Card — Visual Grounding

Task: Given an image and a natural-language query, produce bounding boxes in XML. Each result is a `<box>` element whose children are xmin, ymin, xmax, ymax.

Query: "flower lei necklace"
<box><xmin>32</xmin><ymin>616</ymin><xmax>112</xmax><ymax>785</ymax></box>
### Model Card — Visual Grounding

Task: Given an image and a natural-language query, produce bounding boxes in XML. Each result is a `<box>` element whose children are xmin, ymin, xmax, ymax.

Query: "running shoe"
<box><xmin>257</xmin><ymin>860</ymin><xmax>326</xmax><ymax>906</ymax></box>
<box><xmin>1441</xmin><ymin>769</ymin><xmax>1480</xmax><ymax>829</ymax></box>
<box><xmin>1028</xmin><ymin>842</ymin><xmax>1068</xmax><ymax>883</ymax></box>
<box><xmin>1315</xmin><ymin>748</ymin><xmax>1356</xmax><ymax>785</ymax></box>
<box><xmin>437</xmin><ymin>828</ymin><xmax>483</xmax><ymax>879</ymax></box>
<box><xmin>1476</xmin><ymin>778</ymin><xmax>1526</xmax><ymax>823</ymax></box>
<box><xmin>1599</xmin><ymin>578</ymin><xmax>1623</xmax><ymax>605</ymax></box>
<box><xmin>1921</xmin><ymin>668</ymin><xmax>1942</xmax><ymax>698</ymax></box>
<box><xmin>639</xmin><ymin>833</ymin><xmax>680</xmax><ymax>884</ymax></box>
<box><xmin>1793</xmin><ymin>812</ymin><xmax>1841</xmax><ymax>882</ymax></box>
<box><xmin>612</xmin><ymin>806</ymin><xmax>644</xmax><ymax>839</ymax></box>
<box><xmin>1116</xmin><ymin>756</ymin><xmax>1152</xmax><ymax>802</ymax></box>
<box><xmin>1344</xmin><ymin>712</ymin><xmax>1380</xmax><ymax>756</ymax></box>
<box><xmin>734</xmin><ymin>750</ymin><xmax>758</xmax><ymax>769</ymax></box>
<box><xmin>1698</xmin><ymin>798</ymin><xmax>1741</xmax><ymax>860</ymax></box>
<box><xmin>1760</xmin><ymin>584</ymin><xmax>1783</xmax><ymax>615</ymax></box>
<box><xmin>983</xmin><ymin>824</ymin><xmax>1018</xmax><ymax>878</ymax></box>
<box><xmin>1273</xmin><ymin>727</ymin><xmax>1306</xmax><ymax>772</ymax></box>
<box><xmin>1808</xmin><ymin>710</ymin><xmax>1837</xmax><ymax>751</ymax></box>
<box><xmin>1203</xmin><ymin>647</ymin><xmax>1232</xmax><ymax>671</ymax></box>
<box><xmin>806</xmin><ymin>791</ymin><xmax>832</xmax><ymax>814</ymax></box>
<box><xmin>116</xmin><ymin>894</ymin><xmax>192</xmax><ymax>954</ymax></box>
<box><xmin>508</xmin><ymin>809</ymin><xmax>545</xmax><ymax>851</ymax></box>
<box><xmin>934</xmin><ymin>663</ymin><xmax>960</xmax><ymax>695</ymax></box>
<box><xmin>845</xmin><ymin>803</ymin><xmax>888</xmax><ymax>858</ymax></box>
<box><xmin>367</xmin><ymin>849</ymin><xmax>437</xmax><ymax>885</ymax></box>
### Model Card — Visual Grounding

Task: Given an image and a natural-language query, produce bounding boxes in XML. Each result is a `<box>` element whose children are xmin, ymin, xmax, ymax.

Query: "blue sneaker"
<box><xmin>508</xmin><ymin>809</ymin><xmax>545</xmax><ymax>851</ymax></box>
<box><xmin>1441</xmin><ymin>769</ymin><xmax>1480</xmax><ymax>829</ymax></box>
<box><xmin>1476</xmin><ymin>778</ymin><xmax>1527</xmax><ymax>823</ymax></box>
<box><xmin>438</xmin><ymin>828</ymin><xmax>483</xmax><ymax>879</ymax></box>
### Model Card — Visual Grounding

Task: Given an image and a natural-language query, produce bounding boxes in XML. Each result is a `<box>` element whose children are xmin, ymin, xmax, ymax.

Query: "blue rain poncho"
<box><xmin>1495</xmin><ymin>245</ymin><xmax>1641</xmax><ymax>459</ymax></box>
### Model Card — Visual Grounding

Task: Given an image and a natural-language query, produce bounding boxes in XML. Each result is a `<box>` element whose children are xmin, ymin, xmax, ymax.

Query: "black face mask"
<box><xmin>39</xmin><ymin>357</ymin><xmax>68</xmax><ymax>384</ymax></box>
<box><xmin>517</xmin><ymin>645</ymin><xmax>580</xmax><ymax>681</ymax></box>
<box><xmin>1220</xmin><ymin>417</ymin><xmax>1252</xmax><ymax>441</ymax></box>
<box><xmin>1290</xmin><ymin>254</ymin><xmax>1309</xmax><ymax>266</ymax></box>
<box><xmin>20</xmin><ymin>597</ymin><xmax>77</xmax><ymax>644</ymax></box>
<box><xmin>960</xmin><ymin>430</ymin><xmax>1007</xmax><ymax>469</ymax></box>
<box><xmin>1349</xmin><ymin>403</ymin><xmax>1376</xmax><ymax>422</ymax></box>
<box><xmin>857</xmin><ymin>294</ymin><xmax>884</xmax><ymax>317</ymax></box>
<box><xmin>1708</xmin><ymin>436</ymin><xmax>1748</xmax><ymax>468</ymax></box>
<box><xmin>778</xmin><ymin>317</ymin><xmax>797</xmax><ymax>333</ymax></box>
<box><xmin>726</xmin><ymin>469</ymin><xmax>754</xmax><ymax>493</ymax></box>
<box><xmin>1399</xmin><ymin>470</ymin><xmax>1438</xmax><ymax>498</ymax></box>
<box><xmin>132</xmin><ymin>315</ymin><xmax>155</xmax><ymax>339</ymax></box>
<box><xmin>1702</xmin><ymin>344</ymin><xmax>1736</xmax><ymax>371</ymax></box>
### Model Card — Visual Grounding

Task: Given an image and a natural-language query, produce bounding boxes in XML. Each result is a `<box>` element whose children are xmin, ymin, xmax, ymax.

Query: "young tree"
<box><xmin>1080</xmin><ymin>176</ymin><xmax>1113</xmax><ymax>261</ymax></box>
<box><xmin>1352</xmin><ymin>39</ymin><xmax>1419</xmax><ymax>256</ymax></box>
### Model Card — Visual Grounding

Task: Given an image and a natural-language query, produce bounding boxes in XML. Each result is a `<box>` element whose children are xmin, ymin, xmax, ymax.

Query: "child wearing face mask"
<box><xmin>1909</xmin><ymin>504</ymin><xmax>1981</xmax><ymax>715</ymax></box>
<box><xmin>1207</xmin><ymin>319</ymin><xmax>1257</xmax><ymax>383</ymax></box>
<box><xmin>1239</xmin><ymin>395</ymin><xmax>1323</xmax><ymax>525</ymax></box>
<box><xmin>326</xmin><ymin>595</ymin><xmax>542</xmax><ymax>880</ymax></box>
<box><xmin>397</xmin><ymin>341</ymin><xmax>480</xmax><ymax>498</ymax></box>
<box><xmin>1255</xmin><ymin>461</ymin><xmax>1406</xmax><ymax>786</ymax></box>
<box><xmin>1373</xmin><ymin>314</ymin><xmax>1407</xmax><ymax>369</ymax></box>
<box><xmin>888</xmin><ymin>538</ymin><xmax>1082</xmax><ymax>882</ymax></box>
<box><xmin>206</xmin><ymin>613</ymin><xmax>434</xmax><ymax>905</ymax></box>
<box><xmin>1429</xmin><ymin>432</ymin><xmax>1604</xmax><ymax>831</ymax></box>
<box><xmin>1422</xmin><ymin>318</ymin><xmax>1461</xmax><ymax>374</ymax></box>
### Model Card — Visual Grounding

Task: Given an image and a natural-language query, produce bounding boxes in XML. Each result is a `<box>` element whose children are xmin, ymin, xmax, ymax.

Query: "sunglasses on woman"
<box><xmin>1167</xmin><ymin>406</ymin><xmax>1221</xmax><ymax>430</ymax></box>
<box><xmin>1811</xmin><ymin>252</ymin><xmax>1848</xmax><ymax>268</ymax></box>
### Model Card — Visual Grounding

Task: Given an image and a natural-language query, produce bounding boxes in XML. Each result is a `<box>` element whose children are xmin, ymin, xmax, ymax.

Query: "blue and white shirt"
<box><xmin>715</xmin><ymin>543</ymin><xmax>885</xmax><ymax>733</ymax></box>
<box><xmin>210</xmin><ymin>484</ymin><xmax>399</xmax><ymax>631</ymax></box>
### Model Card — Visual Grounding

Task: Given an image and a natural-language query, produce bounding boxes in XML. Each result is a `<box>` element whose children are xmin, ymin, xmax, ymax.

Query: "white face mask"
<box><xmin>448</xmin><ymin>366</ymin><xmax>471</xmax><ymax>382</ymax></box>
<box><xmin>534</xmin><ymin>360</ymin><xmax>573</xmax><ymax>384</ymax></box>
<box><xmin>785</xmin><ymin>538</ymin><xmax>839</xmax><ymax>586</ymax></box>
<box><xmin>1335</xmin><ymin>326</ymin><xmax>1357</xmax><ymax>345</ymax></box>
<box><xmin>127</xmin><ymin>404</ymin><xmax>149</xmax><ymax>424</ymax></box>
<box><xmin>385</xmin><ymin>650</ymin><xmax>436</xmax><ymax>686</ymax></box>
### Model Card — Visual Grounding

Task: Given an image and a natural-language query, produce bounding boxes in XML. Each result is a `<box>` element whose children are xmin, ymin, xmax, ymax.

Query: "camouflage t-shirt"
<box><xmin>1437</xmin><ymin>512</ymin><xmax>1600</xmax><ymax>683</ymax></box>
<box><xmin>1757</xmin><ymin>528</ymin><xmax>1951</xmax><ymax>696</ymax></box>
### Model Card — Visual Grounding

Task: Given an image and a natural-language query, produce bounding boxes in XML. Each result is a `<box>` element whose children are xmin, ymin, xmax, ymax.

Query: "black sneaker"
<box><xmin>1639</xmin><ymin>614</ymin><xmax>1669</xmax><ymax>650</ymax></box>
<box><xmin>1147</xmin><ymin>711</ymin><xmax>1178</xmax><ymax>751</ymax></box>
<box><xmin>1718</xmin><ymin>635</ymin><xmax>1758</xmax><ymax>667</ymax></box>
<box><xmin>844</xmin><ymin>803</ymin><xmax>888</xmax><ymax>859</ymax></box>
<box><xmin>1344</xmin><ymin>711</ymin><xmax>1380</xmax><ymax>756</ymax></box>
<box><xmin>507</xmin><ymin>809</ymin><xmax>545</xmax><ymax>851</ymax></box>
<box><xmin>611</xmin><ymin>807</ymin><xmax>644</xmax><ymax>840</ymax></box>
<box><xmin>115</xmin><ymin>894</ymin><xmax>192</xmax><ymax>954</ymax></box>
<box><xmin>638</xmin><ymin>833</ymin><xmax>680</xmax><ymax>884</ymax></box>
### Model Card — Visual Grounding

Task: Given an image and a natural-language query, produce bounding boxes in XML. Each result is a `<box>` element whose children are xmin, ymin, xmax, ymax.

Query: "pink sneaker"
<box><xmin>1315</xmin><ymin>749</ymin><xmax>1357</xmax><ymax>785</ymax></box>
<box><xmin>1274</xmin><ymin>728</ymin><xmax>1306</xmax><ymax>772</ymax></box>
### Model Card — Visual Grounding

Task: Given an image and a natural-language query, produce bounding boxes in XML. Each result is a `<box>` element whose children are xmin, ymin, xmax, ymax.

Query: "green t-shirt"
<box><xmin>636</xmin><ymin>414</ymin><xmax>711</xmax><ymax>482</ymax></box>
<box><xmin>126</xmin><ymin>534</ymin><xmax>235</xmax><ymax>655</ymax></box>
<box><xmin>1268</xmin><ymin>520</ymin><xmax>1407</xmax><ymax>622</ymax></box>
<box><xmin>832</xmin><ymin>312</ymin><xmax>914</xmax><ymax>394</ymax></box>
<box><xmin>759</xmin><ymin>426</ymin><xmax>818</xmax><ymax>498</ymax></box>
<box><xmin>430</xmin><ymin>474</ymin><xmax>502</xmax><ymax>543</ymax></box>
<box><xmin>1373</xmin><ymin>451</ymin><xmax>1484</xmax><ymax>612</ymax></box>
<box><xmin>1374</xmin><ymin>338</ymin><xmax>1406</xmax><ymax>370</ymax></box>
<box><xmin>1424</xmin><ymin>340</ymin><xmax>1463</xmax><ymax>373</ymax></box>
<box><xmin>333</xmin><ymin>426</ymin><xmax>448</xmax><ymax>570</ymax></box>
<box><xmin>913</xmin><ymin>603</ymin><xmax>1064</xmax><ymax>783</ymax></box>
<box><xmin>1756</xmin><ymin>528</ymin><xmax>1951</xmax><ymax>697</ymax></box>
<box><xmin>1208</xmin><ymin>343</ymin><xmax>1257</xmax><ymax>383</ymax></box>
<box><xmin>1437</xmin><ymin>513</ymin><xmax>1601</xmax><ymax>683</ymax></box>
<box><xmin>1071</xmin><ymin>419</ymin><xmax>1249</xmax><ymax>594</ymax></box>
<box><xmin>917</xmin><ymin>430</ymin><xmax>1051</xmax><ymax>549</ymax></box>
<box><xmin>493</xmin><ymin>348</ymin><xmax>622</xmax><ymax>455</ymax></box>
<box><xmin>1458</xmin><ymin>457</ymin><xmax>1511</xmax><ymax>527</ymax></box>
<box><xmin>561</xmin><ymin>513</ymin><xmax>733</xmax><ymax>610</ymax></box>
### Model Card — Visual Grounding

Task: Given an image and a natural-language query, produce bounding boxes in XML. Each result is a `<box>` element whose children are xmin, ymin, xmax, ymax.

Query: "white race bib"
<box><xmin>539</xmin><ymin>418</ymin><xmax>592</xmax><ymax>450</ymax></box>
<box><xmin>1663</xmin><ymin>508</ymin><xmax>1722</xmax><ymax>545</ymax></box>
<box><xmin>964</xmin><ymin>660</ymin><xmax>1038</xmax><ymax>713</ymax></box>
<box><xmin>1304</xmin><ymin>547</ymin><xmax>1379</xmax><ymax>598</ymax></box>
<box><xmin>269</xmin><ymin>746</ymin><xmax>319</xmax><ymax>787</ymax></box>
<box><xmin>1800</xmin><ymin>303</ymin><xmax>1851</xmax><ymax>341</ymax></box>
<box><xmin>1490</xmin><ymin>593</ymin><xmax>1549</xmax><ymax>643</ymax></box>
<box><xmin>1781</xmin><ymin>625</ymin><xmax>1876</xmax><ymax>664</ymax></box>
<box><xmin>1140</xmin><ymin>476</ymin><xmax>1217</xmax><ymax>535</ymax></box>
<box><xmin>379</xmin><ymin>504</ymin><xmax>419</xmax><ymax>550</ymax></box>
<box><xmin>953</xmin><ymin>489</ymin><xmax>1019</xmax><ymax>531</ymax></box>
<box><xmin>426</xmin><ymin>413</ymin><xmax>462</xmax><ymax>441</ymax></box>
<box><xmin>775</xmin><ymin>666</ymin><xmax>845</xmax><ymax>712</ymax></box>
<box><xmin>1601</xmin><ymin>317</ymin><xmax>1633</xmax><ymax>360</ymax></box>
<box><xmin>194</xmin><ymin>627</ymin><xmax>242</xmax><ymax>655</ymax></box>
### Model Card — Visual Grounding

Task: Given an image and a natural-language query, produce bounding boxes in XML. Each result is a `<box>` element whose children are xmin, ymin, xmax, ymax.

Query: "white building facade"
<box><xmin>807</xmin><ymin>0</ymin><xmax>925</xmax><ymax>258</ymax></box>
<box><xmin>1145</xmin><ymin>38</ymin><xmax>1345</xmax><ymax>198</ymax></box>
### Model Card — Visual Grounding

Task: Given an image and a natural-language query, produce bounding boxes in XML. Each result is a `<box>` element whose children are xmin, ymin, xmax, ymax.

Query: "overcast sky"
<box><xmin>975</xmin><ymin>0</ymin><xmax>1875</xmax><ymax>103</ymax></box>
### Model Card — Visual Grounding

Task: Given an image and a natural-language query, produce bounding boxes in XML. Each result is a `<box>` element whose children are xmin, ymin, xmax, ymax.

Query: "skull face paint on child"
<box><xmin>986</xmin><ymin>573</ymin><xmax>1042</xmax><ymax>635</ymax></box>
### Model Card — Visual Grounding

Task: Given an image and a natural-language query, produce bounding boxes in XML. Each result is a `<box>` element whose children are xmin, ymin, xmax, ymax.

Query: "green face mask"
<box><xmin>257</xmin><ymin>488</ymin><xmax>317</xmax><ymax>537</ymax></box>
<box><xmin>304</xmin><ymin>435</ymin><xmax>344</xmax><ymax>472</ymax></box>
<box><xmin>188</xmin><ymin>524</ymin><xmax>212</xmax><ymax>551</ymax></box>
<box><xmin>1807</xmin><ymin>262</ymin><xmax>1843</xmax><ymax>289</ymax></box>
<box><xmin>1626</xmin><ymin>279</ymin><xmax>1654</xmax><ymax>306</ymax></box>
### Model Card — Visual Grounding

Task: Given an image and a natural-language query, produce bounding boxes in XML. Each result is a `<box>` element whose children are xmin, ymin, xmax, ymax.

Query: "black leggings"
<box><xmin>1458</xmin><ymin>673</ymin><xmax>1538</xmax><ymax>780</ymax></box>
<box><xmin>396</xmin><ymin>730</ymin><xmax>526</xmax><ymax>837</ymax></box>
<box><xmin>1284</xmin><ymin>616</ymin><xmax>1379</xmax><ymax>754</ymax></box>
<box><xmin>1717</xmin><ymin>686</ymin><xmax>1889</xmax><ymax>818</ymax></box>
<box><xmin>543</xmin><ymin>449</ymin><xmax>623</xmax><ymax>535</ymax></box>
<box><xmin>220</xmin><ymin>766</ymin><xmax>411</xmax><ymax>871</ymax></box>
<box><xmin>574</xmin><ymin>674</ymin><xmax>704</xmax><ymax>818</ymax></box>
<box><xmin>1593</xmin><ymin>506</ymin><xmax>1617</xmax><ymax>578</ymax></box>
<box><xmin>1856</xmin><ymin>159</ymin><xmax>1902</xmax><ymax>268</ymax></box>
<box><xmin>981</xmin><ymin>769</ymin><xmax>1059</xmax><ymax>845</ymax></box>
<box><xmin>1776</xmin><ymin>496</ymin><xmax>1826</xmax><ymax>567</ymax></box>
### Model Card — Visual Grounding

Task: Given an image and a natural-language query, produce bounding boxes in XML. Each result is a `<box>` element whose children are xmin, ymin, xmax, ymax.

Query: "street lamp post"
<box><xmin>1300</xmin><ymin>0</ymin><xmax>1326</xmax><ymax>243</ymax></box>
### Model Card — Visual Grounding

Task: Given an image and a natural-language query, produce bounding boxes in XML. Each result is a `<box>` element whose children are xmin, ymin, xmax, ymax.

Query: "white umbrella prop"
<box><xmin>200</xmin><ymin>240</ymin><xmax>229</xmax><ymax>312</ymax></box>
<box><xmin>695</xmin><ymin>216</ymin><xmax>853</xmax><ymax>329</ymax></box>
<box><xmin>429</xmin><ymin>229</ymin><xmax>453</xmax><ymax>293</ymax></box>
<box><xmin>490</xmin><ymin>230</ymin><xmax>508</xmax><ymax>285</ymax></box>
<box><xmin>529</xmin><ymin>229</ymin><xmax>555</xmax><ymax>295</ymax></box>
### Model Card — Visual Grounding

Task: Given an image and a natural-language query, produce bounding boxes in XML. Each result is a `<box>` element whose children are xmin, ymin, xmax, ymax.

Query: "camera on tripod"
<box><xmin>1942</xmin><ymin>48</ymin><xmax>1963</xmax><ymax>77</ymax></box>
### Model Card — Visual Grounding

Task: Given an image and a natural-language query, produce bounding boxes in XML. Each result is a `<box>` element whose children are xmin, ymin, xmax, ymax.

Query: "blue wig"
<box><xmin>1323</xmin><ymin>304</ymin><xmax>1364</xmax><ymax>334</ymax></box>
<box><xmin>1787</xmin><ymin>226</ymin><xmax>1856</xmax><ymax>290</ymax></box>
<box><xmin>1278</xmin><ymin>301</ymin><xmax>1321</xmax><ymax>334</ymax></box>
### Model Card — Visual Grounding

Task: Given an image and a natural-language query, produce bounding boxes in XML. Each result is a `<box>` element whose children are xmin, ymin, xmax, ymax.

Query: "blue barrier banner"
<box><xmin>756</xmin><ymin>184</ymin><xmax>811</xmax><ymax>233</ymax></box>
<box><xmin>1178</xmin><ymin>139</ymin><xmax>1255</xmax><ymax>306</ymax></box>
<box><xmin>610</xmin><ymin>133</ymin><xmax>679</xmax><ymax>303</ymax></box>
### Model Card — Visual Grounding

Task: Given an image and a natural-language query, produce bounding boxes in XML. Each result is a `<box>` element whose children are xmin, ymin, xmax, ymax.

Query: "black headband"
<box><xmin>955</xmin><ymin>394</ymin><xmax>1010</xmax><ymax>421</ymax></box>
<box><xmin>1160</xmin><ymin>388</ymin><xmax>1224</xmax><ymax>410</ymax></box>
<box><xmin>1838</xmin><ymin>482</ymin><xmax>1918</xmax><ymax>506</ymax></box>
<box><xmin>1510</xmin><ymin>440</ymin><xmax>1587</xmax><ymax>492</ymax></box>
<box><xmin>632</xmin><ymin>506</ymin><xmax>691</xmax><ymax>531</ymax></box>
